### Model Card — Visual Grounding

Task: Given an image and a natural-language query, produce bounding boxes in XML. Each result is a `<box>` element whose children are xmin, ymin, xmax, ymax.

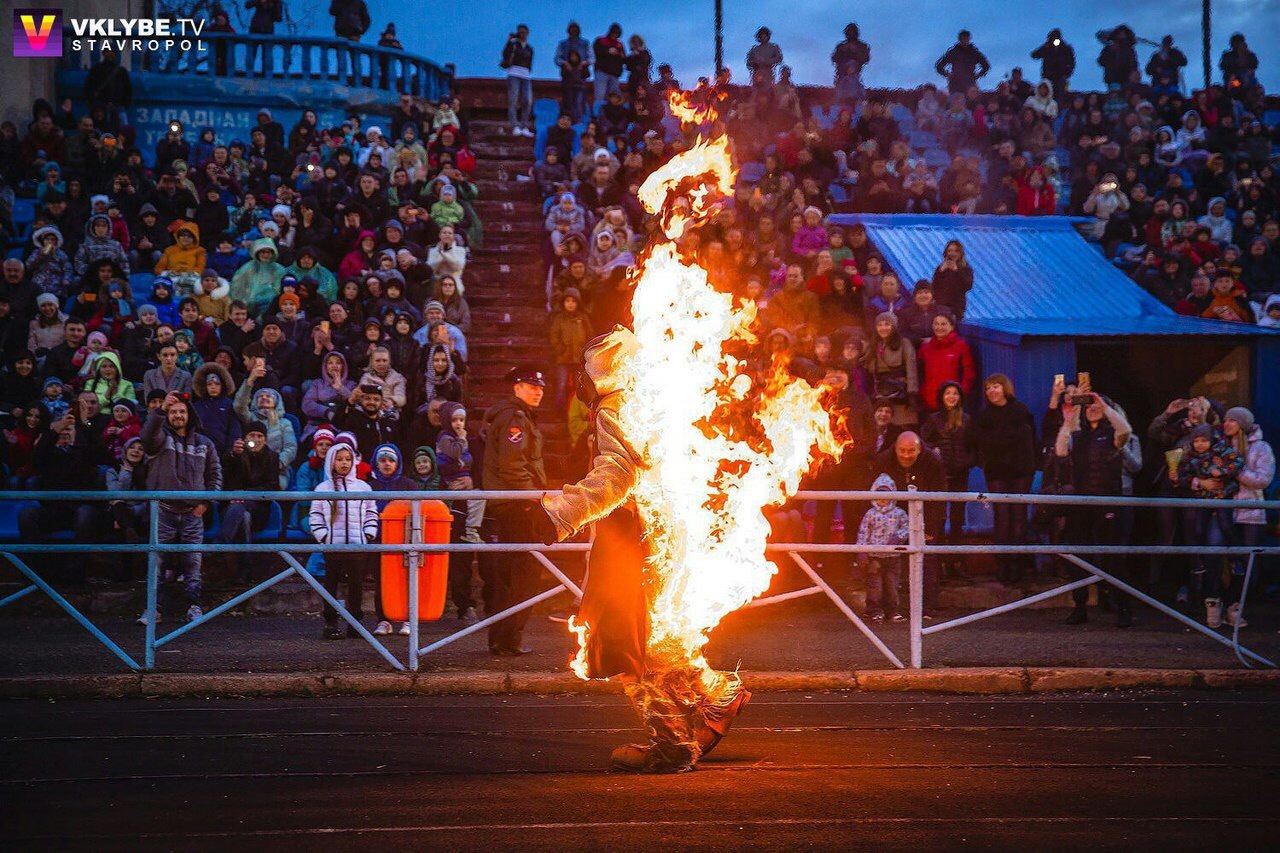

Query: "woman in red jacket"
<box><xmin>1015</xmin><ymin>167</ymin><xmax>1056</xmax><ymax>216</ymax></box>
<box><xmin>918</xmin><ymin>310</ymin><xmax>975</xmax><ymax>411</ymax></box>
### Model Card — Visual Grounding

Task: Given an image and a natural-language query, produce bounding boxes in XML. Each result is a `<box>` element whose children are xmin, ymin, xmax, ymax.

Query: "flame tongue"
<box><xmin>570</xmin><ymin>94</ymin><xmax>845</xmax><ymax>682</ymax></box>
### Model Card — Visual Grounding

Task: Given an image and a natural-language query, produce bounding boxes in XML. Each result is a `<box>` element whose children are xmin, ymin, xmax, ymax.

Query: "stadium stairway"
<box><xmin>463</xmin><ymin>116</ymin><xmax>571</xmax><ymax>481</ymax></box>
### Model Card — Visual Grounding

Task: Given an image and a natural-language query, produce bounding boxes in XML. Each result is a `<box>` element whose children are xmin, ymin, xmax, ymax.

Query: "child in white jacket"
<box><xmin>310</xmin><ymin>442</ymin><xmax>380</xmax><ymax>639</ymax></box>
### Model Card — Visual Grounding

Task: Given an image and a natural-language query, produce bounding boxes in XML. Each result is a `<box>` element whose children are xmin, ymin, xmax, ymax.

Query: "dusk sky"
<box><xmin>340</xmin><ymin>0</ymin><xmax>1276</xmax><ymax>93</ymax></box>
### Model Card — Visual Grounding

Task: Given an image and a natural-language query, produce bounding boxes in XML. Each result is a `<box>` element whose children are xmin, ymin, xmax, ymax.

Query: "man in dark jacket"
<box><xmin>217</xmin><ymin>421</ymin><xmax>281</xmax><ymax>581</ymax></box>
<box><xmin>935</xmin><ymin>30</ymin><xmax>990</xmax><ymax>94</ymax></box>
<box><xmin>42</xmin><ymin>317</ymin><xmax>87</xmax><ymax>381</ymax></box>
<box><xmin>17</xmin><ymin>409</ymin><xmax>105</xmax><ymax>582</ymax></box>
<box><xmin>875</xmin><ymin>431</ymin><xmax>947</xmax><ymax>610</ymax></box>
<box><xmin>83</xmin><ymin>48</ymin><xmax>132</xmax><ymax>113</ymax></box>
<box><xmin>334</xmin><ymin>383</ymin><xmax>399</xmax><ymax>460</ymax></box>
<box><xmin>1031</xmin><ymin>29</ymin><xmax>1075</xmax><ymax>103</ymax></box>
<box><xmin>481</xmin><ymin>365</ymin><xmax>546</xmax><ymax>655</ymax></box>
<box><xmin>329</xmin><ymin>0</ymin><xmax>370</xmax><ymax>40</ymax></box>
<box><xmin>140</xmin><ymin>392</ymin><xmax>223</xmax><ymax>622</ymax></box>
<box><xmin>1145</xmin><ymin>36</ymin><xmax>1187</xmax><ymax>93</ymax></box>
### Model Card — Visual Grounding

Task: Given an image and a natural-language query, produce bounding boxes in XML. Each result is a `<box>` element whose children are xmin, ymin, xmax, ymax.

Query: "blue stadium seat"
<box><xmin>923</xmin><ymin>148</ymin><xmax>951</xmax><ymax>169</ymax></box>
<box><xmin>129</xmin><ymin>272</ymin><xmax>155</xmax><ymax>296</ymax></box>
<box><xmin>828</xmin><ymin>183</ymin><xmax>848</xmax><ymax>204</ymax></box>
<box><xmin>0</xmin><ymin>500</ymin><xmax>37</xmax><ymax>543</ymax></box>
<box><xmin>738</xmin><ymin>161</ymin><xmax>766</xmax><ymax>184</ymax></box>
<box><xmin>282</xmin><ymin>413</ymin><xmax>301</xmax><ymax>444</ymax></box>
<box><xmin>889</xmin><ymin>103</ymin><xmax>913</xmax><ymax>124</ymax></box>
<box><xmin>909</xmin><ymin>130</ymin><xmax>938</xmax><ymax>150</ymax></box>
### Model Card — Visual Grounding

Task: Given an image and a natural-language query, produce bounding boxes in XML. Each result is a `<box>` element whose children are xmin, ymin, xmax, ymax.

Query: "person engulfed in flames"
<box><xmin>536</xmin><ymin>329</ymin><xmax>751</xmax><ymax>773</ymax></box>
<box><xmin>531</xmin><ymin>90</ymin><xmax>844</xmax><ymax>774</ymax></box>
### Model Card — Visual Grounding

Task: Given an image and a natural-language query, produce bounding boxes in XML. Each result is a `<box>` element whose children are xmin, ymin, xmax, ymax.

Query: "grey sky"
<box><xmin>344</xmin><ymin>0</ymin><xmax>1275</xmax><ymax>92</ymax></box>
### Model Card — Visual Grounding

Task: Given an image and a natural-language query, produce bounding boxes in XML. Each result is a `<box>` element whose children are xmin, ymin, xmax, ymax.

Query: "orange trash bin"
<box><xmin>379</xmin><ymin>500</ymin><xmax>453</xmax><ymax>622</ymax></box>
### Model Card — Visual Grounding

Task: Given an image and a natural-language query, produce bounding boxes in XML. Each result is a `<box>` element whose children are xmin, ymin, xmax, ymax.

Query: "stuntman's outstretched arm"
<box><xmin>542</xmin><ymin>406</ymin><xmax>641</xmax><ymax>540</ymax></box>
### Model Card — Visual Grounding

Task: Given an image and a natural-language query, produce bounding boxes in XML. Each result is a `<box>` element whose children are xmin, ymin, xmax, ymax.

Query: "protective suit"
<box><xmin>541</xmin><ymin>328</ymin><xmax>749</xmax><ymax>773</ymax></box>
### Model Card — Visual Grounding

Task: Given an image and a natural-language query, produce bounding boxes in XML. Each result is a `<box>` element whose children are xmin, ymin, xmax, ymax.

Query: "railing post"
<box><xmin>144</xmin><ymin>499</ymin><xmax>159</xmax><ymax>670</ymax></box>
<box><xmin>907</xmin><ymin>487</ymin><xmax>924</xmax><ymax>669</ymax></box>
<box><xmin>407</xmin><ymin>500</ymin><xmax>421</xmax><ymax>672</ymax></box>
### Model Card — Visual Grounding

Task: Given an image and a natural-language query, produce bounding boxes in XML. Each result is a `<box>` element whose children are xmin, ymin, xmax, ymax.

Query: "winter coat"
<box><xmin>191</xmin><ymin>362</ymin><xmax>242</xmax><ymax>454</ymax></box>
<box><xmin>920</xmin><ymin>383</ymin><xmax>976</xmax><ymax>476</ymax></box>
<box><xmin>367</xmin><ymin>443</ymin><xmax>416</xmax><ymax>510</ymax></box>
<box><xmin>229</xmin><ymin>238</ymin><xmax>286</xmax><ymax>318</ymax></box>
<box><xmin>973</xmin><ymin>398</ymin><xmax>1038</xmax><ymax>480</ymax></box>
<box><xmin>28</xmin><ymin>311</ymin><xmax>69</xmax><ymax>355</ymax></box>
<box><xmin>192</xmin><ymin>273</ymin><xmax>231</xmax><ymax>324</ymax></box>
<box><xmin>153</xmin><ymin>222</ymin><xmax>206</xmax><ymax>275</ymax></box>
<box><xmin>74</xmin><ymin>215</ymin><xmax>131</xmax><ymax>277</ymax></box>
<box><xmin>483</xmin><ymin>394</ymin><xmax>546</xmax><ymax>495</ymax></box>
<box><xmin>309</xmin><ymin>444</ymin><xmax>379</xmax><ymax>545</ymax></box>
<box><xmin>930</xmin><ymin>265</ymin><xmax>974</xmax><ymax>321</ymax></box>
<box><xmin>220</xmin><ymin>442</ymin><xmax>282</xmax><ymax>492</ymax></box>
<box><xmin>1233</xmin><ymin>426</ymin><xmax>1275</xmax><ymax>525</ymax></box>
<box><xmin>82</xmin><ymin>352</ymin><xmax>136</xmax><ymax>410</ymax></box>
<box><xmin>140</xmin><ymin>406</ymin><xmax>223</xmax><ymax>512</ymax></box>
<box><xmin>549</xmin><ymin>300</ymin><xmax>595</xmax><ymax>365</ymax></box>
<box><xmin>337</xmin><ymin>231</ymin><xmax>379</xmax><ymax>282</ymax></box>
<box><xmin>302</xmin><ymin>352</ymin><xmax>356</xmax><ymax>430</ymax></box>
<box><xmin>359</xmin><ymin>364</ymin><xmax>408</xmax><ymax>411</ymax></box>
<box><xmin>26</xmin><ymin>226</ymin><xmax>74</xmax><ymax>299</ymax></box>
<box><xmin>856</xmin><ymin>473</ymin><xmax>910</xmax><ymax>548</ymax></box>
<box><xmin>436</xmin><ymin>402</ymin><xmax>474</xmax><ymax>485</ymax></box>
<box><xmin>142</xmin><ymin>365</ymin><xmax>193</xmax><ymax>397</ymax></box>
<box><xmin>233</xmin><ymin>384</ymin><xmax>296</xmax><ymax>485</ymax></box>
<box><xmin>918</xmin><ymin>331</ymin><xmax>975</xmax><ymax>411</ymax></box>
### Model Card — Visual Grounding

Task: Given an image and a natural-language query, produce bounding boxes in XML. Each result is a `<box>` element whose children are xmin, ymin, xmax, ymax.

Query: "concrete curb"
<box><xmin>1</xmin><ymin>667</ymin><xmax>1277</xmax><ymax>699</ymax></box>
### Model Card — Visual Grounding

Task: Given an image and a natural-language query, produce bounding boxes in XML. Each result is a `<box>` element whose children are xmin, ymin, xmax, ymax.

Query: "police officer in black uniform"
<box><xmin>481</xmin><ymin>365</ymin><xmax>547</xmax><ymax>654</ymax></box>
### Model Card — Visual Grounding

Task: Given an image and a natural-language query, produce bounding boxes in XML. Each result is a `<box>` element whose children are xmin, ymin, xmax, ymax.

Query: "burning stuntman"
<box><xmin>533</xmin><ymin>328</ymin><xmax>751</xmax><ymax>774</ymax></box>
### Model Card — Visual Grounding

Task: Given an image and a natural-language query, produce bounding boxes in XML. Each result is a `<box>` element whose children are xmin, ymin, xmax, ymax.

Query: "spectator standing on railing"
<box><xmin>501</xmin><ymin>25</ymin><xmax>535</xmax><ymax>138</ymax></box>
<box><xmin>82</xmin><ymin>48</ymin><xmax>132</xmax><ymax>121</ymax></box>
<box><xmin>1030</xmin><ymin>29</ymin><xmax>1075</xmax><ymax>104</ymax></box>
<box><xmin>1219</xmin><ymin>33</ymin><xmax>1259</xmax><ymax>99</ymax></box>
<box><xmin>831</xmin><ymin>23</ymin><xmax>871</xmax><ymax>107</ymax></box>
<box><xmin>139</xmin><ymin>391</ymin><xmax>222</xmax><ymax>624</ymax></box>
<box><xmin>935</xmin><ymin>30</ymin><xmax>990</xmax><ymax>95</ymax></box>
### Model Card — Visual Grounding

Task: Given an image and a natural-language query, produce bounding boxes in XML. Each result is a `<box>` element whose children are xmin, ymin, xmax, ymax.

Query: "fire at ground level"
<box><xmin>3</xmin><ymin>692</ymin><xmax>1277</xmax><ymax>850</ymax></box>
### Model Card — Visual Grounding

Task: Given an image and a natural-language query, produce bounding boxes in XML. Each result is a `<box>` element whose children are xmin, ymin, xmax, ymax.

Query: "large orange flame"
<box><xmin>569</xmin><ymin>96</ymin><xmax>846</xmax><ymax>685</ymax></box>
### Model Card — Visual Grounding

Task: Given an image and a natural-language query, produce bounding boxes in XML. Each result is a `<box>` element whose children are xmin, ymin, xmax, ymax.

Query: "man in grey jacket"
<box><xmin>139</xmin><ymin>391</ymin><xmax>222</xmax><ymax>623</ymax></box>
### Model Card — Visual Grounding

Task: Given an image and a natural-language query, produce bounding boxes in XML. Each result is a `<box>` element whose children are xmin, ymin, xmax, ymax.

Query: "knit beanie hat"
<box><xmin>313</xmin><ymin>426</ymin><xmax>337</xmax><ymax>446</ymax></box>
<box><xmin>245</xmin><ymin>421</ymin><xmax>269</xmax><ymax>437</ymax></box>
<box><xmin>1224</xmin><ymin>407</ymin><xmax>1254</xmax><ymax>432</ymax></box>
<box><xmin>875</xmin><ymin>311</ymin><xmax>899</xmax><ymax>329</ymax></box>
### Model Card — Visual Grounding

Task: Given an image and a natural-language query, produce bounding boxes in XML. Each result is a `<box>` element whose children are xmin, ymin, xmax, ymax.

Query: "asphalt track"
<box><xmin>2</xmin><ymin>692</ymin><xmax>1278</xmax><ymax>850</ymax></box>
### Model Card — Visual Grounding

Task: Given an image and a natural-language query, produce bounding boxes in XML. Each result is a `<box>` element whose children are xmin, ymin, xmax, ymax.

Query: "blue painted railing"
<box><xmin>61</xmin><ymin>32</ymin><xmax>453</xmax><ymax>101</ymax></box>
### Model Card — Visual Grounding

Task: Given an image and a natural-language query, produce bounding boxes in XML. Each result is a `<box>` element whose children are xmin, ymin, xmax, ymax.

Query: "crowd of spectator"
<box><xmin>0</xmin><ymin>14</ymin><xmax>1274</xmax><ymax>636</ymax></box>
<box><xmin>0</xmin><ymin>72</ymin><xmax>494</xmax><ymax>630</ymax></box>
<box><xmin>522</xmin><ymin>18</ymin><xmax>1276</xmax><ymax>628</ymax></box>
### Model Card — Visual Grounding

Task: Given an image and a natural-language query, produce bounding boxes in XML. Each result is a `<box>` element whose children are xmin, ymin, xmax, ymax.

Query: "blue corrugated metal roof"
<box><xmin>827</xmin><ymin>214</ymin><xmax>1280</xmax><ymax>338</ymax></box>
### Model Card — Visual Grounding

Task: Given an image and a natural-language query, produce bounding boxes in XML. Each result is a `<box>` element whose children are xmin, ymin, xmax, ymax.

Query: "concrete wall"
<box><xmin>0</xmin><ymin>0</ymin><xmax>146</xmax><ymax>126</ymax></box>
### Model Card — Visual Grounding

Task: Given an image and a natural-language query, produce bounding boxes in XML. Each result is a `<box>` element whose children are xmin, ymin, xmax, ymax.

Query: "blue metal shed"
<box><xmin>827</xmin><ymin>214</ymin><xmax>1280</xmax><ymax>441</ymax></box>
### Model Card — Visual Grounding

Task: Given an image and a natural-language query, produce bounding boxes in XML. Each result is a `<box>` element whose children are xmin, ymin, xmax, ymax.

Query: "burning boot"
<box><xmin>614</xmin><ymin>679</ymin><xmax>701</xmax><ymax>773</ymax></box>
<box><xmin>692</xmin><ymin>680</ymin><xmax>752</xmax><ymax>757</ymax></box>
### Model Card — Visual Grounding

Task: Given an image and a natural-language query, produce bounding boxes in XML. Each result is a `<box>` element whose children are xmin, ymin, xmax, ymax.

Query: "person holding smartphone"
<box><xmin>217</xmin><ymin>422</ymin><xmax>281</xmax><ymax>583</ymax></box>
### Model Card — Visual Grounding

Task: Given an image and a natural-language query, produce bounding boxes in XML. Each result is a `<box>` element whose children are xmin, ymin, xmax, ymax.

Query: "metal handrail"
<box><xmin>0</xmin><ymin>489</ymin><xmax>1275</xmax><ymax>675</ymax></box>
